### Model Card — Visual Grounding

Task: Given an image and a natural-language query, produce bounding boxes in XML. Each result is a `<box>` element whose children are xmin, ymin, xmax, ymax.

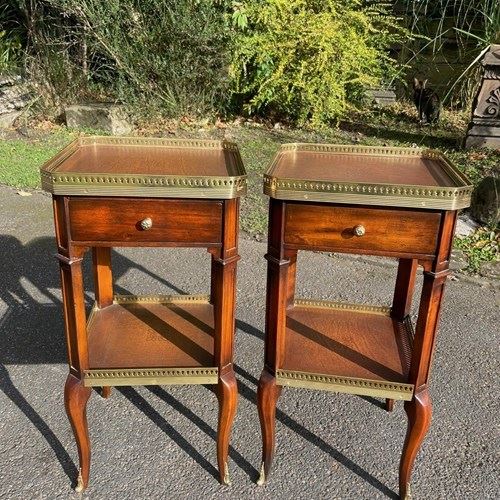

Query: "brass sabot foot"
<box><xmin>256</xmin><ymin>462</ymin><xmax>266</xmax><ymax>486</ymax></box>
<box><xmin>74</xmin><ymin>471</ymin><xmax>84</xmax><ymax>493</ymax></box>
<box><xmin>222</xmin><ymin>462</ymin><xmax>231</xmax><ymax>486</ymax></box>
<box><xmin>402</xmin><ymin>483</ymin><xmax>412</xmax><ymax>500</ymax></box>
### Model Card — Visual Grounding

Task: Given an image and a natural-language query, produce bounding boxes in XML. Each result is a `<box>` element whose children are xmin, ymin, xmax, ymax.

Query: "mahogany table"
<box><xmin>257</xmin><ymin>143</ymin><xmax>472</xmax><ymax>498</ymax></box>
<box><xmin>41</xmin><ymin>136</ymin><xmax>246</xmax><ymax>491</ymax></box>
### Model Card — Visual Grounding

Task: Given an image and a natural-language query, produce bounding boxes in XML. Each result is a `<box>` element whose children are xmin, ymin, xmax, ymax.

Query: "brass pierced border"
<box><xmin>276</xmin><ymin>369</ymin><xmax>414</xmax><ymax>400</ymax></box>
<box><xmin>40</xmin><ymin>136</ymin><xmax>247</xmax><ymax>199</ymax></box>
<box><xmin>83</xmin><ymin>367</ymin><xmax>219</xmax><ymax>387</ymax></box>
<box><xmin>80</xmin><ymin>136</ymin><xmax>240</xmax><ymax>151</ymax></box>
<box><xmin>114</xmin><ymin>294</ymin><xmax>210</xmax><ymax>304</ymax></box>
<box><xmin>264</xmin><ymin>143</ymin><xmax>472</xmax><ymax>210</ymax></box>
<box><xmin>293</xmin><ymin>298</ymin><xmax>391</xmax><ymax>316</ymax></box>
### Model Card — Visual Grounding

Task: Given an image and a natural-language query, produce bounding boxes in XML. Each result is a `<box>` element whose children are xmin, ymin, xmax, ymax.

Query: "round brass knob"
<box><xmin>353</xmin><ymin>224</ymin><xmax>365</xmax><ymax>237</ymax></box>
<box><xmin>139</xmin><ymin>217</ymin><xmax>153</xmax><ymax>231</ymax></box>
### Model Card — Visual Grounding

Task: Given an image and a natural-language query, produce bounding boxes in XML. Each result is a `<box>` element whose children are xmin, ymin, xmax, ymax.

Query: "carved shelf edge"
<box><xmin>276</xmin><ymin>369</ymin><xmax>414</xmax><ymax>400</ymax></box>
<box><xmin>40</xmin><ymin>136</ymin><xmax>247</xmax><ymax>199</ymax></box>
<box><xmin>264</xmin><ymin>143</ymin><xmax>472</xmax><ymax>210</ymax></box>
<box><xmin>293</xmin><ymin>298</ymin><xmax>391</xmax><ymax>316</ymax></box>
<box><xmin>83</xmin><ymin>367</ymin><xmax>219</xmax><ymax>387</ymax></box>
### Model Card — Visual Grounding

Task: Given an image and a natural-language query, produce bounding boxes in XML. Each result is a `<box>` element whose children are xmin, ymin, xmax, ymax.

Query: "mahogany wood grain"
<box><xmin>283</xmin><ymin>306</ymin><xmax>411</xmax><ymax>383</ymax></box>
<box><xmin>53</xmin><ymin>143</ymin><xmax>243</xmax><ymax>491</ymax></box>
<box><xmin>91</xmin><ymin>247</ymin><xmax>113</xmax><ymax>397</ymax></box>
<box><xmin>385</xmin><ymin>399</ymin><xmax>395</xmax><ymax>412</ymax></box>
<box><xmin>399</xmin><ymin>389</ymin><xmax>432</xmax><ymax>499</ymax></box>
<box><xmin>52</xmin><ymin>197</ymin><xmax>68</xmax><ymax>250</ymax></box>
<box><xmin>398</xmin><ymin>211</ymin><xmax>455</xmax><ymax>498</ymax></box>
<box><xmin>87</xmin><ymin>302</ymin><xmax>214</xmax><ymax>369</ymax></box>
<box><xmin>211</xmin><ymin>198</ymin><xmax>240</xmax><ymax>484</ymax></box>
<box><xmin>58</xmin><ymin>143</ymin><xmax>240</xmax><ymax>176</ymax></box>
<box><xmin>92</xmin><ymin>247</ymin><xmax>113</xmax><ymax>308</ymax></box>
<box><xmin>68</xmin><ymin>197</ymin><xmax>222</xmax><ymax>245</ymax></box>
<box><xmin>99</xmin><ymin>387</ymin><xmax>112</xmax><ymax>399</ymax></box>
<box><xmin>410</xmin><ymin>211</ymin><xmax>456</xmax><ymax>391</ymax></box>
<box><xmin>270</xmin><ymin>150</ymin><xmax>456</xmax><ymax>187</ymax></box>
<box><xmin>392</xmin><ymin>259</ymin><xmax>418</xmax><ymax>320</ymax></box>
<box><xmin>258</xmin><ymin>195</ymin><xmax>458</xmax><ymax>497</ymax></box>
<box><xmin>286</xmin><ymin>251</ymin><xmax>298</xmax><ymax>307</ymax></box>
<box><xmin>284</xmin><ymin>203</ymin><xmax>441</xmax><ymax>256</ymax></box>
<box><xmin>217</xmin><ymin>371</ymin><xmax>238</xmax><ymax>485</ymax></box>
<box><xmin>257</xmin><ymin>369</ymin><xmax>282</xmax><ymax>485</ymax></box>
<box><xmin>257</xmin><ymin>199</ymin><xmax>295</xmax><ymax>482</ymax></box>
<box><xmin>388</xmin><ymin>258</ymin><xmax>418</xmax><ymax>412</ymax></box>
<box><xmin>64</xmin><ymin>374</ymin><xmax>92</xmax><ymax>492</ymax></box>
<box><xmin>53</xmin><ymin>197</ymin><xmax>94</xmax><ymax>489</ymax></box>
<box><xmin>53</xmin><ymin>198</ymin><xmax>89</xmax><ymax>375</ymax></box>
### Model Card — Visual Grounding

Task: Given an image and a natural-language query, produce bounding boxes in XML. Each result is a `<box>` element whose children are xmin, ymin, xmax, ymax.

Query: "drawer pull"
<box><xmin>139</xmin><ymin>217</ymin><xmax>153</xmax><ymax>231</ymax></box>
<box><xmin>353</xmin><ymin>224</ymin><xmax>365</xmax><ymax>237</ymax></box>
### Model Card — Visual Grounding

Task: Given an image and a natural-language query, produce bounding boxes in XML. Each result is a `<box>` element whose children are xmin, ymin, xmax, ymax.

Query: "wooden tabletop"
<box><xmin>40</xmin><ymin>136</ymin><xmax>247</xmax><ymax>199</ymax></box>
<box><xmin>264</xmin><ymin>143</ymin><xmax>472</xmax><ymax>210</ymax></box>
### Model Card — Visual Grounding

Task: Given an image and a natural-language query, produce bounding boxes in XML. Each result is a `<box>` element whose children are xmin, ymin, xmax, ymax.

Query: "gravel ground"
<box><xmin>0</xmin><ymin>186</ymin><xmax>498</xmax><ymax>500</ymax></box>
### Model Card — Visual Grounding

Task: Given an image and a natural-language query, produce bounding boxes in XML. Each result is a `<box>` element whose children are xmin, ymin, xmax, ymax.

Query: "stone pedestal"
<box><xmin>465</xmin><ymin>45</ymin><xmax>500</xmax><ymax>149</ymax></box>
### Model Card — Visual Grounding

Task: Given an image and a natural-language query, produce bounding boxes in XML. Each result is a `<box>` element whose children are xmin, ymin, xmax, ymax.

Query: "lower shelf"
<box><xmin>278</xmin><ymin>299</ymin><xmax>414</xmax><ymax>400</ymax></box>
<box><xmin>83</xmin><ymin>294</ymin><xmax>218</xmax><ymax>386</ymax></box>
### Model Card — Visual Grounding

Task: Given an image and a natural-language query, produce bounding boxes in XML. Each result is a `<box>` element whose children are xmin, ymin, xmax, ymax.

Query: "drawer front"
<box><xmin>284</xmin><ymin>203</ymin><xmax>441</xmax><ymax>256</ymax></box>
<box><xmin>68</xmin><ymin>197</ymin><xmax>222</xmax><ymax>244</ymax></box>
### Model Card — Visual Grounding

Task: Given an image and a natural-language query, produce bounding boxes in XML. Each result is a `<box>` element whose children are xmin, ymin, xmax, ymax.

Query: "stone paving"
<box><xmin>0</xmin><ymin>186</ymin><xmax>498</xmax><ymax>499</ymax></box>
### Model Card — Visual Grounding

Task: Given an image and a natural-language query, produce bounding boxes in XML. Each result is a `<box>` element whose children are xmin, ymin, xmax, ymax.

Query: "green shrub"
<box><xmin>231</xmin><ymin>0</ymin><xmax>410</xmax><ymax>126</ymax></box>
<box><xmin>15</xmin><ymin>0</ymin><xmax>234</xmax><ymax>118</ymax></box>
<box><xmin>0</xmin><ymin>1</ymin><xmax>24</xmax><ymax>73</ymax></box>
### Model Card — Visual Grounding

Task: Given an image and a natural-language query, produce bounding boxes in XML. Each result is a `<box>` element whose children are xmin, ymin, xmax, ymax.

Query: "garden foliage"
<box><xmin>12</xmin><ymin>0</ymin><xmax>233</xmax><ymax>118</ymax></box>
<box><xmin>7</xmin><ymin>0</ymin><xmax>409</xmax><ymax>124</ymax></box>
<box><xmin>231</xmin><ymin>0</ymin><xmax>410</xmax><ymax>125</ymax></box>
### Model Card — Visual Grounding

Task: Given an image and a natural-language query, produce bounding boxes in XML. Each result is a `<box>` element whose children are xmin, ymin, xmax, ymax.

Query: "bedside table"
<box><xmin>257</xmin><ymin>144</ymin><xmax>472</xmax><ymax>498</ymax></box>
<box><xmin>41</xmin><ymin>136</ymin><xmax>246</xmax><ymax>491</ymax></box>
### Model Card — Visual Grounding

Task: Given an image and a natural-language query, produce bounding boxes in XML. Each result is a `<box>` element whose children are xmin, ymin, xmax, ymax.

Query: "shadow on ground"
<box><xmin>0</xmin><ymin>235</ymin><xmax>397</xmax><ymax>498</ymax></box>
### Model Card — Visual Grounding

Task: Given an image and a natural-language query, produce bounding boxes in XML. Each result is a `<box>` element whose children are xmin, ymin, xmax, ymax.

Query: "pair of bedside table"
<box><xmin>41</xmin><ymin>137</ymin><xmax>471</xmax><ymax>498</ymax></box>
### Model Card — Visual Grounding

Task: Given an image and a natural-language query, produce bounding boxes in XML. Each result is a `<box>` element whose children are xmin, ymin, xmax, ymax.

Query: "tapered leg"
<box><xmin>92</xmin><ymin>248</ymin><xmax>113</xmax><ymax>400</ymax></box>
<box><xmin>216</xmin><ymin>370</ymin><xmax>238</xmax><ymax>485</ymax></box>
<box><xmin>64</xmin><ymin>374</ymin><xmax>92</xmax><ymax>492</ymax></box>
<box><xmin>399</xmin><ymin>389</ymin><xmax>432</xmax><ymax>499</ymax></box>
<box><xmin>257</xmin><ymin>369</ymin><xmax>282</xmax><ymax>486</ymax></box>
<box><xmin>389</xmin><ymin>259</ymin><xmax>418</xmax><ymax>417</ymax></box>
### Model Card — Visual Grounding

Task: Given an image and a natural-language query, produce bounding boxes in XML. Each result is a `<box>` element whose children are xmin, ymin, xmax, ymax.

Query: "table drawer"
<box><xmin>68</xmin><ymin>197</ymin><xmax>222</xmax><ymax>245</ymax></box>
<box><xmin>284</xmin><ymin>203</ymin><xmax>441</xmax><ymax>256</ymax></box>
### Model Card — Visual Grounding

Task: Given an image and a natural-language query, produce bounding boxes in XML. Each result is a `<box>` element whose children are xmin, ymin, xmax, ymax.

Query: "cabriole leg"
<box><xmin>257</xmin><ymin>369</ymin><xmax>282</xmax><ymax>485</ymax></box>
<box><xmin>212</xmin><ymin>198</ymin><xmax>240</xmax><ymax>485</ymax></box>
<box><xmin>216</xmin><ymin>370</ymin><xmax>238</xmax><ymax>485</ymax></box>
<box><xmin>65</xmin><ymin>374</ymin><xmax>92</xmax><ymax>492</ymax></box>
<box><xmin>399</xmin><ymin>389</ymin><xmax>432</xmax><ymax>499</ymax></box>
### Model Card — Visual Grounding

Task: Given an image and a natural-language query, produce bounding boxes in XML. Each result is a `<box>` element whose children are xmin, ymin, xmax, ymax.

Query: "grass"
<box><xmin>0</xmin><ymin>127</ymin><xmax>77</xmax><ymax>188</ymax></box>
<box><xmin>454</xmin><ymin>229</ymin><xmax>499</xmax><ymax>273</ymax></box>
<box><xmin>1</xmin><ymin>103</ymin><xmax>498</xmax><ymax>272</ymax></box>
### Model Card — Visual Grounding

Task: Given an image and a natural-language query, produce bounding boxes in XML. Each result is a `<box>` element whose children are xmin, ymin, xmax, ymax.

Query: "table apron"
<box><xmin>283</xmin><ymin>202</ymin><xmax>442</xmax><ymax>258</ymax></box>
